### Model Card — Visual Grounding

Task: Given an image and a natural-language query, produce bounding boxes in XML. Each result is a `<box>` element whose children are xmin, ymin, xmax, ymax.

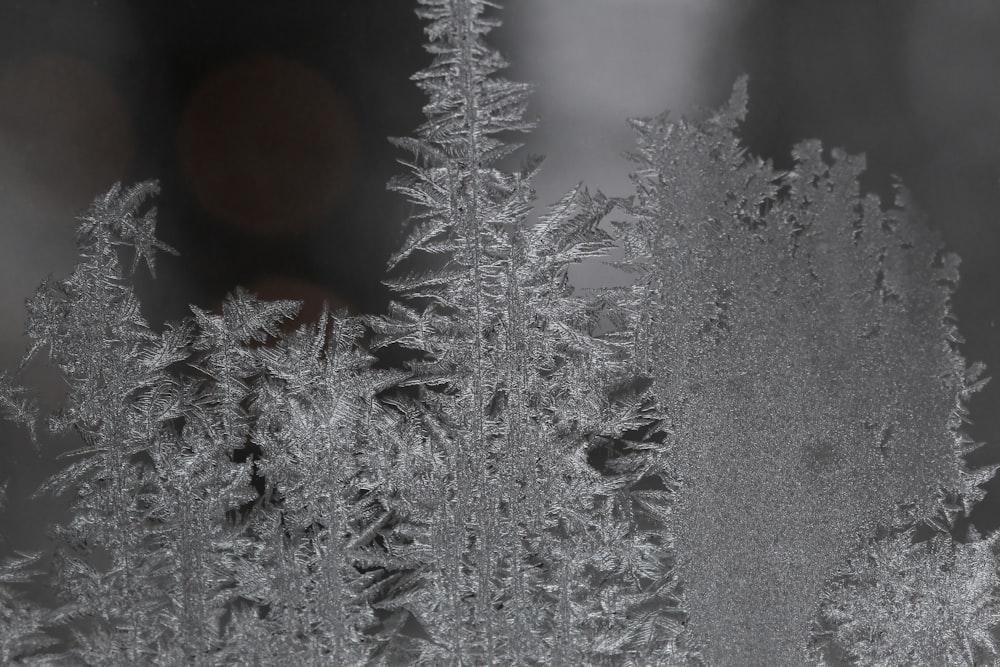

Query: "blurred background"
<box><xmin>1</xmin><ymin>0</ymin><xmax>998</xmax><ymax>560</ymax></box>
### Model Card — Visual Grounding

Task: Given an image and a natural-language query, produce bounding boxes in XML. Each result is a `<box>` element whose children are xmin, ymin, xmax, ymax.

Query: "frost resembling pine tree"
<box><xmin>0</xmin><ymin>0</ymin><xmax>998</xmax><ymax>665</ymax></box>
<box><xmin>366</xmin><ymin>0</ymin><xmax>674</xmax><ymax>663</ymax></box>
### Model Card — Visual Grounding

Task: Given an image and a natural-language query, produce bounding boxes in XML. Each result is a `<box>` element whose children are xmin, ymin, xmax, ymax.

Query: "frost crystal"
<box><xmin>0</xmin><ymin>1</ymin><xmax>996</xmax><ymax>666</ymax></box>
<box><xmin>622</xmin><ymin>78</ymin><xmax>992</xmax><ymax>665</ymax></box>
<box><xmin>812</xmin><ymin>506</ymin><xmax>1000</xmax><ymax>666</ymax></box>
<box><xmin>370</xmin><ymin>0</ymin><xmax>673</xmax><ymax>663</ymax></box>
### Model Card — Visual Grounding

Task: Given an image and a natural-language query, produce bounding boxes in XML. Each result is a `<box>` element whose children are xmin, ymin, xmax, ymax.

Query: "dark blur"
<box><xmin>0</xmin><ymin>1</ymin><xmax>425</xmax><ymax>347</ymax></box>
<box><xmin>1</xmin><ymin>1</ymin><xmax>999</xmax><ymax>555</ymax></box>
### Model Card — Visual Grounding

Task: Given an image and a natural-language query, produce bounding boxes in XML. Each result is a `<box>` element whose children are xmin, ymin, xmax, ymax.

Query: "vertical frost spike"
<box><xmin>378</xmin><ymin>1</ymin><xmax>679</xmax><ymax>664</ymax></box>
<box><xmin>24</xmin><ymin>181</ymin><xmax>189</xmax><ymax>663</ymax></box>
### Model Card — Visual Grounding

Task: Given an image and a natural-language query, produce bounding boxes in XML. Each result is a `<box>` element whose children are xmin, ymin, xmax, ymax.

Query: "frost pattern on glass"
<box><xmin>12</xmin><ymin>182</ymin><xmax>403</xmax><ymax>663</ymax></box>
<box><xmin>22</xmin><ymin>182</ymin><xmax>183</xmax><ymax>664</ymax></box>
<box><xmin>811</xmin><ymin>502</ymin><xmax>1000</xmax><ymax>667</ymax></box>
<box><xmin>0</xmin><ymin>473</ymin><xmax>55</xmax><ymax>664</ymax></box>
<box><xmin>0</xmin><ymin>1</ymin><xmax>996</xmax><ymax>666</ymax></box>
<box><xmin>0</xmin><ymin>374</ymin><xmax>37</xmax><ymax>442</ymax></box>
<box><xmin>622</xmin><ymin>79</ymin><xmax>992</xmax><ymax>666</ymax></box>
<box><xmin>369</xmin><ymin>0</ymin><xmax>677</xmax><ymax>663</ymax></box>
<box><xmin>0</xmin><ymin>380</ymin><xmax>51</xmax><ymax>664</ymax></box>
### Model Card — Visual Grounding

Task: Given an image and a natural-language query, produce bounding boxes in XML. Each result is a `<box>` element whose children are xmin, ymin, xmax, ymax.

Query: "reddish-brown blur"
<box><xmin>176</xmin><ymin>54</ymin><xmax>358</xmax><ymax>237</ymax></box>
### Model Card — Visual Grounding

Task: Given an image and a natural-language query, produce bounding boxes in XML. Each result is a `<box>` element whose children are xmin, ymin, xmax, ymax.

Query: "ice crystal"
<box><xmin>812</xmin><ymin>504</ymin><xmax>1000</xmax><ymax>666</ymax></box>
<box><xmin>370</xmin><ymin>1</ymin><xmax>673</xmax><ymax>663</ymax></box>
<box><xmin>621</xmin><ymin>79</ymin><xmax>992</xmax><ymax>665</ymax></box>
<box><xmin>15</xmin><ymin>182</ymin><xmax>401</xmax><ymax>663</ymax></box>
<box><xmin>0</xmin><ymin>470</ymin><xmax>55</xmax><ymax>665</ymax></box>
<box><xmin>0</xmin><ymin>1</ymin><xmax>996</xmax><ymax>665</ymax></box>
<box><xmin>23</xmin><ymin>181</ymin><xmax>181</xmax><ymax>664</ymax></box>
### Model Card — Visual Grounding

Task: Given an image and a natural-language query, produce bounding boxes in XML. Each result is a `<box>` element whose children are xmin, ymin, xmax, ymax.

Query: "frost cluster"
<box><xmin>0</xmin><ymin>1</ymin><xmax>996</xmax><ymax>665</ymax></box>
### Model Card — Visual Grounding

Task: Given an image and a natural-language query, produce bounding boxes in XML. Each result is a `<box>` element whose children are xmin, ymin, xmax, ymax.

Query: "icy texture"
<box><xmin>622</xmin><ymin>79</ymin><xmax>990</xmax><ymax>665</ymax></box>
<box><xmin>369</xmin><ymin>0</ymin><xmax>677</xmax><ymax>662</ymax></box>
<box><xmin>0</xmin><ymin>1</ymin><xmax>996</xmax><ymax>665</ymax></box>
<box><xmin>14</xmin><ymin>182</ymin><xmax>404</xmax><ymax>663</ymax></box>
<box><xmin>0</xmin><ymin>464</ymin><xmax>55</xmax><ymax>664</ymax></box>
<box><xmin>24</xmin><ymin>182</ymin><xmax>183</xmax><ymax>663</ymax></box>
<box><xmin>0</xmin><ymin>551</ymin><xmax>54</xmax><ymax>664</ymax></box>
<box><xmin>812</xmin><ymin>505</ymin><xmax>1000</xmax><ymax>666</ymax></box>
<box><xmin>0</xmin><ymin>381</ymin><xmax>51</xmax><ymax>663</ymax></box>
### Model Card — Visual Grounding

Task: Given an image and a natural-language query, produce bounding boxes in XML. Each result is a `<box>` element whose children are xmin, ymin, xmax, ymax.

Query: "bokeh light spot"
<box><xmin>177</xmin><ymin>54</ymin><xmax>358</xmax><ymax>237</ymax></box>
